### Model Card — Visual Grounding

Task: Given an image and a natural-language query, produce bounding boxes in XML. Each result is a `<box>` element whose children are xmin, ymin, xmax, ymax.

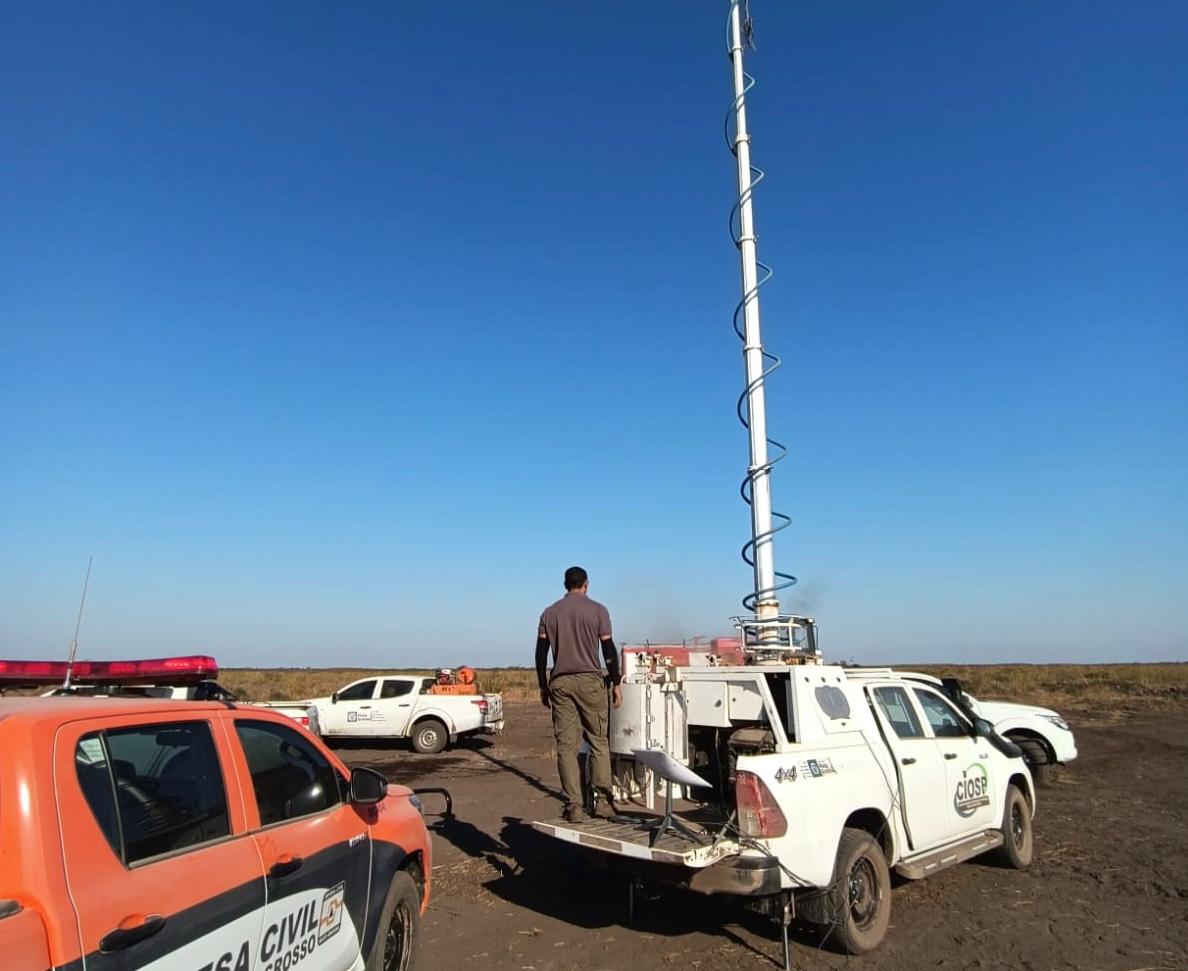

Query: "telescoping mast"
<box><xmin>725</xmin><ymin>0</ymin><xmax>819</xmax><ymax>662</ymax></box>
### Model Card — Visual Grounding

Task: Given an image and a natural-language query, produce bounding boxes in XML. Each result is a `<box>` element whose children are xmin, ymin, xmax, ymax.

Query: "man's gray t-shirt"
<box><xmin>539</xmin><ymin>592</ymin><xmax>612</xmax><ymax>678</ymax></box>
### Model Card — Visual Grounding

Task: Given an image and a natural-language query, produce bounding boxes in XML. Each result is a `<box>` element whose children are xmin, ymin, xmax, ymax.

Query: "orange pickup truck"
<box><xmin>0</xmin><ymin>696</ymin><xmax>430</xmax><ymax>971</ymax></box>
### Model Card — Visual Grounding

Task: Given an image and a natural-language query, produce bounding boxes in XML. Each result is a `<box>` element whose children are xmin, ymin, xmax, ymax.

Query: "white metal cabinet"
<box><xmin>611</xmin><ymin>681</ymin><xmax>688</xmax><ymax>763</ymax></box>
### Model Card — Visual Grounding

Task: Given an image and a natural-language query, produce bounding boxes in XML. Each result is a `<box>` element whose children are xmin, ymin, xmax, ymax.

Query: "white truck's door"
<box><xmin>321</xmin><ymin>677</ymin><xmax>380</xmax><ymax>736</ymax></box>
<box><xmin>374</xmin><ymin>677</ymin><xmax>423</xmax><ymax>736</ymax></box>
<box><xmin>868</xmin><ymin>684</ymin><xmax>952</xmax><ymax>851</ymax></box>
<box><xmin>911</xmin><ymin>686</ymin><xmax>998</xmax><ymax>839</ymax></box>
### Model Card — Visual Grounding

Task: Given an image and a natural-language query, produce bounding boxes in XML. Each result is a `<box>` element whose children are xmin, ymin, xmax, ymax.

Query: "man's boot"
<box><xmin>592</xmin><ymin>787</ymin><xmax>620</xmax><ymax>820</ymax></box>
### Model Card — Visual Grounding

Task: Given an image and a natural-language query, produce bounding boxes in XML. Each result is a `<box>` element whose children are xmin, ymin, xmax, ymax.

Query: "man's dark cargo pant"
<box><xmin>549</xmin><ymin>671</ymin><xmax>611</xmax><ymax>810</ymax></box>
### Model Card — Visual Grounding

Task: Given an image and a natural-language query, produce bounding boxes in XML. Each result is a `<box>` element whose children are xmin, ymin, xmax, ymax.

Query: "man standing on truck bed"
<box><xmin>536</xmin><ymin>565</ymin><xmax>622</xmax><ymax>822</ymax></box>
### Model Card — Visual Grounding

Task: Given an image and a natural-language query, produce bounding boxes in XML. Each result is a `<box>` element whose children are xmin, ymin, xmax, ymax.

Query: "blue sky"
<box><xmin>2</xmin><ymin>2</ymin><xmax>1185</xmax><ymax>667</ymax></box>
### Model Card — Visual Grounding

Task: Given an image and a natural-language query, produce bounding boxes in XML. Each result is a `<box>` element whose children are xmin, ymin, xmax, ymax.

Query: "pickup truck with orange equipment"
<box><xmin>0</xmin><ymin>695</ymin><xmax>431</xmax><ymax>971</ymax></box>
<box><xmin>261</xmin><ymin>667</ymin><xmax>504</xmax><ymax>754</ymax></box>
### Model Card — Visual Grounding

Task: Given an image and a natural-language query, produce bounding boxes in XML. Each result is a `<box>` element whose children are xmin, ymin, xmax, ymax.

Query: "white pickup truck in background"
<box><xmin>902</xmin><ymin>672</ymin><xmax>1078</xmax><ymax>784</ymax></box>
<box><xmin>264</xmin><ymin>674</ymin><xmax>504</xmax><ymax>754</ymax></box>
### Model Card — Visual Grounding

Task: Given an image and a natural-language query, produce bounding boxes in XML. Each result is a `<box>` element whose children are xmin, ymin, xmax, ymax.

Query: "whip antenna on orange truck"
<box><xmin>61</xmin><ymin>555</ymin><xmax>94</xmax><ymax>690</ymax></box>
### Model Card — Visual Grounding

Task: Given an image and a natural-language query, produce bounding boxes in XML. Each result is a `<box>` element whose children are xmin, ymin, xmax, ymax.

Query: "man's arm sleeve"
<box><xmin>535</xmin><ymin>622</ymin><xmax>551</xmax><ymax>692</ymax></box>
<box><xmin>598</xmin><ymin>604</ymin><xmax>612</xmax><ymax>639</ymax></box>
<box><xmin>600</xmin><ymin>637</ymin><xmax>622</xmax><ymax>686</ymax></box>
<box><xmin>597</xmin><ymin>604</ymin><xmax>620</xmax><ymax>684</ymax></box>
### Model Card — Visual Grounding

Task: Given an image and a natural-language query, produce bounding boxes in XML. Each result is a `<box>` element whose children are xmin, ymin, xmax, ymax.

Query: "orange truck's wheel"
<box><xmin>368</xmin><ymin>870</ymin><xmax>421</xmax><ymax>971</ymax></box>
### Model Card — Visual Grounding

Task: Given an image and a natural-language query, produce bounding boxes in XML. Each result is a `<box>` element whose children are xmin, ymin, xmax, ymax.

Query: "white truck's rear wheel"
<box><xmin>993</xmin><ymin>784</ymin><xmax>1033</xmax><ymax>869</ymax></box>
<box><xmin>411</xmin><ymin>719</ymin><xmax>447</xmax><ymax>755</ymax></box>
<box><xmin>824</xmin><ymin>828</ymin><xmax>891</xmax><ymax>955</ymax></box>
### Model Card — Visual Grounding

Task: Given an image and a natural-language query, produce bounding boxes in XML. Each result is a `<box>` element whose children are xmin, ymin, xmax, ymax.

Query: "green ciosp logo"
<box><xmin>954</xmin><ymin>762</ymin><xmax>991</xmax><ymax>817</ymax></box>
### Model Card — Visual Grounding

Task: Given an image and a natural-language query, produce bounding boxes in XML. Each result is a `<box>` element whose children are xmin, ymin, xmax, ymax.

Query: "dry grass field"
<box><xmin>221</xmin><ymin>661</ymin><xmax>1188</xmax><ymax>716</ymax></box>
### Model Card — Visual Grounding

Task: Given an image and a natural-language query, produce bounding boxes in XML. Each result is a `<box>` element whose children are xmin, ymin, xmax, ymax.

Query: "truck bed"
<box><xmin>531</xmin><ymin>809</ymin><xmax>739</xmax><ymax>867</ymax></box>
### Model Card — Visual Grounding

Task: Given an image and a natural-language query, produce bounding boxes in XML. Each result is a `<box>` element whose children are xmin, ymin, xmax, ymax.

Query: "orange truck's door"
<box><xmin>55</xmin><ymin>711</ymin><xmax>267</xmax><ymax>970</ymax></box>
<box><xmin>0</xmin><ymin>902</ymin><xmax>52</xmax><ymax>971</ymax></box>
<box><xmin>230</xmin><ymin>717</ymin><xmax>373</xmax><ymax>971</ymax></box>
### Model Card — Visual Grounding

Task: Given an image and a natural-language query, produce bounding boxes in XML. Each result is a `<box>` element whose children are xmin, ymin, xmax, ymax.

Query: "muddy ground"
<box><xmin>331</xmin><ymin>705</ymin><xmax>1187</xmax><ymax>971</ymax></box>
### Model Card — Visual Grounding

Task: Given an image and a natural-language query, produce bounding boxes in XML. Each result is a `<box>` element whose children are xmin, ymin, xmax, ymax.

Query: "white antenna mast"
<box><xmin>62</xmin><ymin>556</ymin><xmax>93</xmax><ymax>690</ymax></box>
<box><xmin>728</xmin><ymin>1</ymin><xmax>779</xmax><ymax>630</ymax></box>
<box><xmin>725</xmin><ymin>2</ymin><xmax>817</xmax><ymax>659</ymax></box>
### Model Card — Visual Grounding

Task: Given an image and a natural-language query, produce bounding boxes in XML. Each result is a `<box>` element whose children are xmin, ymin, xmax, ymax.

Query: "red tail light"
<box><xmin>735</xmin><ymin>770</ymin><xmax>788</xmax><ymax>838</ymax></box>
<box><xmin>470</xmin><ymin>699</ymin><xmax>489</xmax><ymax>714</ymax></box>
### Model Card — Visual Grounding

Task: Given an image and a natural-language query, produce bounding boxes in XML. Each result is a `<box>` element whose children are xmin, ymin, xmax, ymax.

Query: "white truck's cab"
<box><xmin>267</xmin><ymin>674</ymin><xmax>505</xmax><ymax>754</ymax></box>
<box><xmin>319</xmin><ymin>675</ymin><xmax>427</xmax><ymax>738</ymax></box>
<box><xmin>534</xmin><ymin>640</ymin><xmax>1035</xmax><ymax>956</ymax></box>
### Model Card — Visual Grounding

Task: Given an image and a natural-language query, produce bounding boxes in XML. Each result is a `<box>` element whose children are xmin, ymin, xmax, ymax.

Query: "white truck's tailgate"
<box><xmin>530</xmin><ymin>817</ymin><xmax>740</xmax><ymax>867</ymax></box>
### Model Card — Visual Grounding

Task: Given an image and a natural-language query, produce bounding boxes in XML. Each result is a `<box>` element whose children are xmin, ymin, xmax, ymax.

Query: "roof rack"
<box><xmin>731</xmin><ymin>614</ymin><xmax>822</xmax><ymax>665</ymax></box>
<box><xmin>840</xmin><ymin>667</ymin><xmax>896</xmax><ymax>680</ymax></box>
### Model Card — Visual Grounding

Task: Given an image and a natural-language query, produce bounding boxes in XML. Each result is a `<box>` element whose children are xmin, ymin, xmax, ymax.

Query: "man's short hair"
<box><xmin>564</xmin><ymin>566</ymin><xmax>588</xmax><ymax>590</ymax></box>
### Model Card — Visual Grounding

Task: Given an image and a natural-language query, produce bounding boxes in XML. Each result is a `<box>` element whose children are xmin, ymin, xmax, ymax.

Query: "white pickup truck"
<box><xmin>265</xmin><ymin>674</ymin><xmax>504</xmax><ymax>754</ymax></box>
<box><xmin>533</xmin><ymin>631</ymin><xmax>1035</xmax><ymax>959</ymax></box>
<box><xmin>903</xmin><ymin>672</ymin><xmax>1078</xmax><ymax>784</ymax></box>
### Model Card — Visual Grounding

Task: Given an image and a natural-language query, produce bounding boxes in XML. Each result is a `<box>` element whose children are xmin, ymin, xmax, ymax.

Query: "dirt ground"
<box><xmin>332</xmin><ymin>704</ymin><xmax>1188</xmax><ymax>971</ymax></box>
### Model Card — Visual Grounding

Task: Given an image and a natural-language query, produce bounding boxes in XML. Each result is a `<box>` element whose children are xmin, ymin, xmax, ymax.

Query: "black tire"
<box><xmin>994</xmin><ymin>784</ymin><xmax>1033</xmax><ymax>869</ymax></box>
<box><xmin>823</xmin><ymin>828</ymin><xmax>891</xmax><ymax>955</ymax></box>
<box><xmin>410</xmin><ymin>719</ymin><xmax>447</xmax><ymax>755</ymax></box>
<box><xmin>367</xmin><ymin>870</ymin><xmax>421</xmax><ymax>971</ymax></box>
<box><xmin>1009</xmin><ymin>735</ymin><xmax>1055</xmax><ymax>786</ymax></box>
